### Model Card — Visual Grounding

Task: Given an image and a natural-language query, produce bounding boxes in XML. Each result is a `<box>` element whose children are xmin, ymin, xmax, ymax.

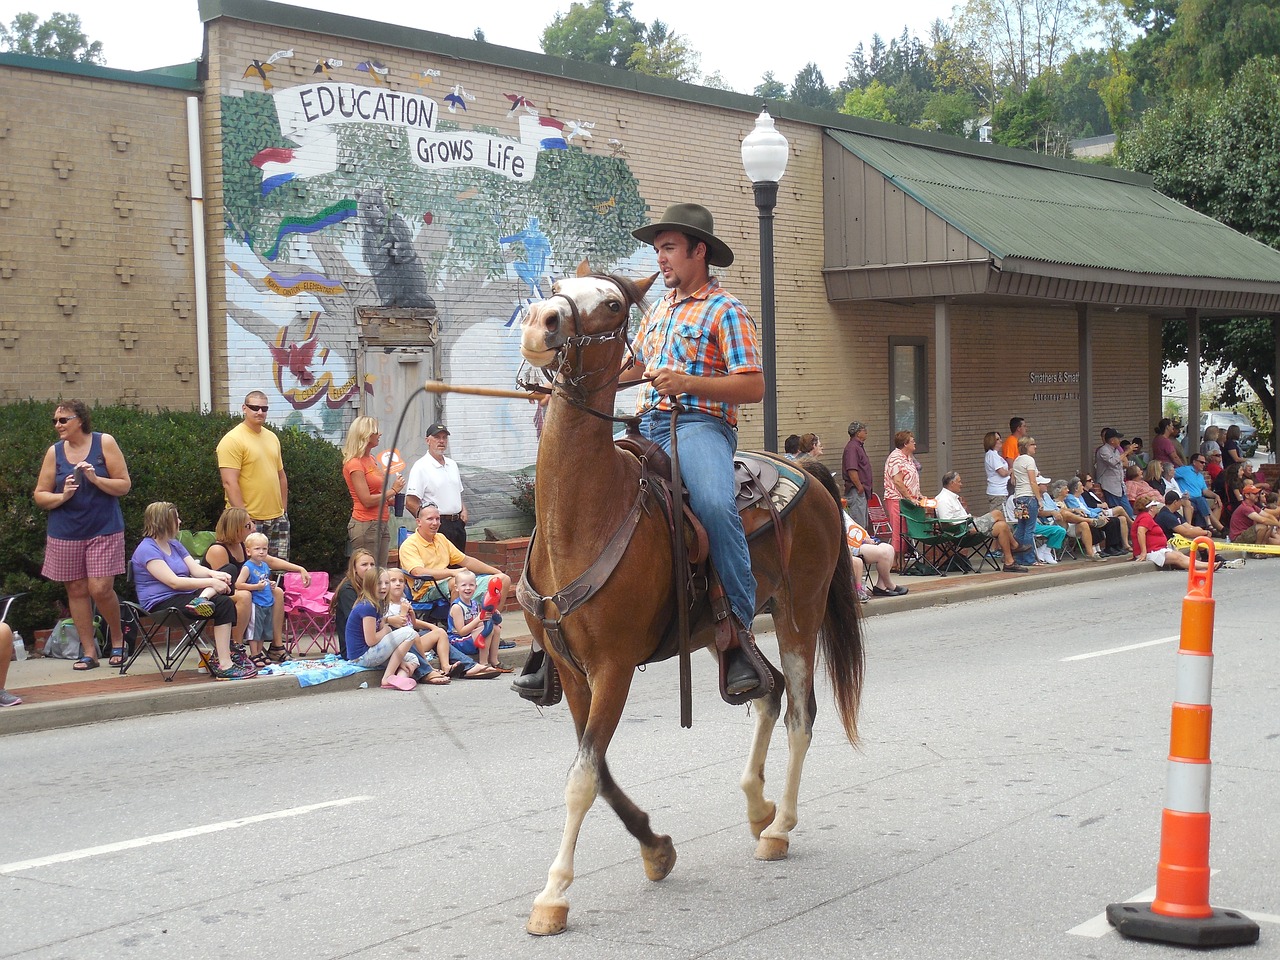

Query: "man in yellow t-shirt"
<box><xmin>217</xmin><ymin>390</ymin><xmax>290</xmax><ymax>558</ymax></box>
<box><xmin>1001</xmin><ymin>417</ymin><xmax>1026</xmax><ymax>466</ymax></box>
<box><xmin>399</xmin><ymin>503</ymin><xmax>509</xmax><ymax>597</ymax></box>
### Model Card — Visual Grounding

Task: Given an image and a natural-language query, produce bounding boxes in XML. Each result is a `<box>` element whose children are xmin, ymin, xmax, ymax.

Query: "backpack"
<box><xmin>45</xmin><ymin>616</ymin><xmax>106</xmax><ymax>659</ymax></box>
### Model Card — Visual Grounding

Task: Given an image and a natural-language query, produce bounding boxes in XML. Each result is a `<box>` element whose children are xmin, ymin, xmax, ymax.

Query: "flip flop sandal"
<box><xmin>73</xmin><ymin>656</ymin><xmax>99</xmax><ymax>670</ymax></box>
<box><xmin>265</xmin><ymin>646</ymin><xmax>289</xmax><ymax>664</ymax></box>
<box><xmin>381</xmin><ymin>674</ymin><xmax>417</xmax><ymax>691</ymax></box>
<box><xmin>447</xmin><ymin>661</ymin><xmax>468</xmax><ymax>679</ymax></box>
<box><xmin>423</xmin><ymin>673</ymin><xmax>451</xmax><ymax>685</ymax></box>
<box><xmin>108</xmin><ymin>647</ymin><xmax>125</xmax><ymax>667</ymax></box>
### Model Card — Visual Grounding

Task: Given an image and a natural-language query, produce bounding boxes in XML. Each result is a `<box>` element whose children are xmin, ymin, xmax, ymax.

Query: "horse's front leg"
<box><xmin>528</xmin><ymin>664</ymin><xmax>593</xmax><ymax>936</ymax></box>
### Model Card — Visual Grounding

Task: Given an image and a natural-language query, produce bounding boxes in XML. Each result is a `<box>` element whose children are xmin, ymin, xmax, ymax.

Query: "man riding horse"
<box><xmin>514</xmin><ymin>202</ymin><xmax>769</xmax><ymax>704</ymax></box>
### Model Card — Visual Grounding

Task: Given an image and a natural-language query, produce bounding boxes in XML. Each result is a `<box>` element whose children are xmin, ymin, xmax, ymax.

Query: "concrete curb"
<box><xmin>1</xmin><ymin>561</ymin><xmax>1154</xmax><ymax>737</ymax></box>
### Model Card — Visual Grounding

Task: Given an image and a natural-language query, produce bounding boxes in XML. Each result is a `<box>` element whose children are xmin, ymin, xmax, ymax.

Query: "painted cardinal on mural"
<box><xmin>268</xmin><ymin>337</ymin><xmax>319</xmax><ymax>386</ymax></box>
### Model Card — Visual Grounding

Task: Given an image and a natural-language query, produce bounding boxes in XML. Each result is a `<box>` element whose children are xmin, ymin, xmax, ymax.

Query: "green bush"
<box><xmin>0</xmin><ymin>400</ymin><xmax>348</xmax><ymax>640</ymax></box>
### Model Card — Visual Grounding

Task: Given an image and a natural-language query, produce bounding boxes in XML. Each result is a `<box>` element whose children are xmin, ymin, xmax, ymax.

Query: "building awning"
<box><xmin>823</xmin><ymin>129</ymin><xmax>1280</xmax><ymax>315</ymax></box>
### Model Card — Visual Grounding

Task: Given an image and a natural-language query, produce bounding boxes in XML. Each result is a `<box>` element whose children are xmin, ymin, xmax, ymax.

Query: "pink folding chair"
<box><xmin>282</xmin><ymin>571</ymin><xmax>336</xmax><ymax>656</ymax></box>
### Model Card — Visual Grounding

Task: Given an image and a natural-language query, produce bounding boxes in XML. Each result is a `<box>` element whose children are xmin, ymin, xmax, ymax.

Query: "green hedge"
<box><xmin>0</xmin><ymin>400</ymin><xmax>349</xmax><ymax>640</ymax></box>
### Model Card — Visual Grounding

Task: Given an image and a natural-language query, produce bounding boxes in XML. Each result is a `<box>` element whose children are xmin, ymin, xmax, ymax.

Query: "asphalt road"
<box><xmin>4</xmin><ymin>564</ymin><xmax>1278</xmax><ymax>959</ymax></box>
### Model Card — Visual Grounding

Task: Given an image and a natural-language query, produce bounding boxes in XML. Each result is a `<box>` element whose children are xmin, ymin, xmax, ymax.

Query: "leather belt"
<box><xmin>441</xmin><ymin>513</ymin><xmax>463</xmax><ymax>522</ymax></box>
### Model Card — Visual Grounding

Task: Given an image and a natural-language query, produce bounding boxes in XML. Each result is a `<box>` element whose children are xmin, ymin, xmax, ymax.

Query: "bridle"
<box><xmin>517</xmin><ymin>274</ymin><xmax>658</xmax><ymax>424</ymax></box>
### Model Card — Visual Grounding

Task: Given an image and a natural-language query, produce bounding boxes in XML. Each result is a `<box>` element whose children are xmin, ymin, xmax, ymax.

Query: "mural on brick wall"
<box><xmin>221</xmin><ymin>71</ymin><xmax>651</xmax><ymax>523</ymax></box>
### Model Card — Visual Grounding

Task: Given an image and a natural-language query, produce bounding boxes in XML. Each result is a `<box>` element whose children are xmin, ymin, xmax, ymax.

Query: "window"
<box><xmin>889</xmin><ymin>338</ymin><xmax>928</xmax><ymax>451</ymax></box>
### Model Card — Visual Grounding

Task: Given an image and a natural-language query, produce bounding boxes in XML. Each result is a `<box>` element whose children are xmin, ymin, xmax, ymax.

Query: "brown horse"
<box><xmin>517</xmin><ymin>270</ymin><xmax>865</xmax><ymax>936</ymax></box>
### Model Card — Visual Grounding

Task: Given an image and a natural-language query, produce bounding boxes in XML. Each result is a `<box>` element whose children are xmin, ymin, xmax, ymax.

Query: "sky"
<box><xmin>1</xmin><ymin>0</ymin><xmax>956</xmax><ymax>94</ymax></box>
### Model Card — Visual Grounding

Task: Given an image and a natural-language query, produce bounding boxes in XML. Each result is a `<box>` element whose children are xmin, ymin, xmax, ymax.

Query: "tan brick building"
<box><xmin>5</xmin><ymin>0</ymin><xmax>1280</xmax><ymax>526</ymax></box>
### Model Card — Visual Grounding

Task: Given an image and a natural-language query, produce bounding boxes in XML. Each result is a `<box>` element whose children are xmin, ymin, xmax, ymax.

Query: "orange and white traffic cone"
<box><xmin>1107</xmin><ymin>538</ymin><xmax>1259</xmax><ymax>947</ymax></box>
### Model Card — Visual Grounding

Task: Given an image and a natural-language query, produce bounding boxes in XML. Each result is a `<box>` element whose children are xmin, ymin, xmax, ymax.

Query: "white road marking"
<box><xmin>1068</xmin><ymin>885</ymin><xmax>1156</xmax><ymax>937</ymax></box>
<box><xmin>1061</xmin><ymin>635</ymin><xmax>1179</xmax><ymax>662</ymax></box>
<box><xmin>1066</xmin><ymin>871</ymin><xmax>1277</xmax><ymax>937</ymax></box>
<box><xmin>0</xmin><ymin>795</ymin><xmax>372</xmax><ymax>874</ymax></box>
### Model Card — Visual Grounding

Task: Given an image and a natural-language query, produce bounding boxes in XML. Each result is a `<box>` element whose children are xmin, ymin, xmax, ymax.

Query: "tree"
<box><xmin>953</xmin><ymin>0</ymin><xmax>1088</xmax><ymax>94</ymax></box>
<box><xmin>0</xmin><ymin>11</ymin><xmax>103</xmax><ymax>63</ymax></box>
<box><xmin>1161</xmin><ymin>0</ymin><xmax>1280</xmax><ymax>90</ymax></box>
<box><xmin>841</xmin><ymin>80</ymin><xmax>895</xmax><ymax>123</ymax></box>
<box><xmin>1122</xmin><ymin>56</ymin><xmax>1280</xmax><ymax>427</ymax></box>
<box><xmin>626</xmin><ymin>19</ymin><xmax>701</xmax><ymax>82</ymax></box>
<box><xmin>1089</xmin><ymin>50</ymin><xmax>1137</xmax><ymax>148</ymax></box>
<box><xmin>791</xmin><ymin>62</ymin><xmax>837</xmax><ymax>110</ymax></box>
<box><xmin>922</xmin><ymin>90</ymin><xmax>978</xmax><ymax>135</ymax></box>
<box><xmin>540</xmin><ymin>0</ymin><xmax>645</xmax><ymax>70</ymax></box>
<box><xmin>991</xmin><ymin>79</ymin><xmax>1064</xmax><ymax>153</ymax></box>
<box><xmin>753</xmin><ymin>71</ymin><xmax>788</xmax><ymax>101</ymax></box>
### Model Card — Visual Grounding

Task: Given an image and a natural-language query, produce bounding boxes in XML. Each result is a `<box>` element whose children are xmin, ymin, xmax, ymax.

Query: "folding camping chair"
<box><xmin>955</xmin><ymin>519</ymin><xmax>1002</xmax><ymax>572</ymax></box>
<box><xmin>282</xmin><ymin>571</ymin><xmax>337</xmax><ymax>655</ymax></box>
<box><xmin>117</xmin><ymin>600</ymin><xmax>213</xmax><ymax>681</ymax></box>
<box><xmin>899</xmin><ymin>500</ymin><xmax>967</xmax><ymax>576</ymax></box>
<box><xmin>865</xmin><ymin>492</ymin><xmax>894</xmax><ymax>543</ymax></box>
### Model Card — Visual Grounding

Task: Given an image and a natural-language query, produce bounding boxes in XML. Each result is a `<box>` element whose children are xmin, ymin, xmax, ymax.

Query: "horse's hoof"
<box><xmin>755</xmin><ymin>835</ymin><xmax>790</xmax><ymax>861</ymax></box>
<box><xmin>749</xmin><ymin>801</ymin><xmax>777</xmax><ymax>839</ymax></box>
<box><xmin>642</xmin><ymin>835</ymin><xmax>677</xmax><ymax>881</ymax></box>
<box><xmin>526</xmin><ymin>904</ymin><xmax>569</xmax><ymax>936</ymax></box>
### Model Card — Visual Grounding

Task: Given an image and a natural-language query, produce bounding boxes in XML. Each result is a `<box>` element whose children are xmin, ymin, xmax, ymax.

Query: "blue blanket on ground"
<box><xmin>259</xmin><ymin>655</ymin><xmax>373</xmax><ymax>688</ymax></box>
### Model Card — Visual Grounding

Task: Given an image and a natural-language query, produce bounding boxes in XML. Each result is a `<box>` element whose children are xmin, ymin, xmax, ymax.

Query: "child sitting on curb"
<box><xmin>344</xmin><ymin>566</ymin><xmax>427</xmax><ymax>691</ymax></box>
<box><xmin>383</xmin><ymin>569</ymin><xmax>451</xmax><ymax>685</ymax></box>
<box><xmin>447</xmin><ymin>570</ymin><xmax>510</xmax><ymax>673</ymax></box>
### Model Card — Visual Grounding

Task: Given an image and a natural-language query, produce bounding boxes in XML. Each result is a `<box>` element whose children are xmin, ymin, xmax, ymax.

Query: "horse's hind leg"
<box><xmin>741</xmin><ymin>663</ymin><xmax>785</xmax><ymax>839</ymax></box>
<box><xmin>755</xmin><ymin>636</ymin><xmax>817</xmax><ymax>862</ymax></box>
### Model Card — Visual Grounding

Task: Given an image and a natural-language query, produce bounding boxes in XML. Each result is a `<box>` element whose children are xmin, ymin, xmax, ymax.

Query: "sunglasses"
<box><xmin>52</xmin><ymin>415</ymin><xmax>79</xmax><ymax>425</ymax></box>
<box><xmin>244</xmin><ymin>404</ymin><xmax>269</xmax><ymax>413</ymax></box>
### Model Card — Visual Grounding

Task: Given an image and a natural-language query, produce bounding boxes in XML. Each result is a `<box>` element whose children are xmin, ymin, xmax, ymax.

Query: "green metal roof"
<box><xmin>828</xmin><ymin>129</ymin><xmax>1280</xmax><ymax>284</ymax></box>
<box><xmin>0</xmin><ymin>51</ymin><xmax>201</xmax><ymax>91</ymax></box>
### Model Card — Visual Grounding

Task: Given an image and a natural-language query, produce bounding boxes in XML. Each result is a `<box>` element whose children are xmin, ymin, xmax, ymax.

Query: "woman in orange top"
<box><xmin>342</xmin><ymin>416</ymin><xmax>405</xmax><ymax>559</ymax></box>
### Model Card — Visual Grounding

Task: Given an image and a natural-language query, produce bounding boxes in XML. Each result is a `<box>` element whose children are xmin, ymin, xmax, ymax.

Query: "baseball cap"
<box><xmin>425</xmin><ymin>422</ymin><xmax>449</xmax><ymax>437</ymax></box>
<box><xmin>1243</xmin><ymin>484</ymin><xmax>1263</xmax><ymax>494</ymax></box>
<box><xmin>1037</xmin><ymin>475</ymin><xmax>1053</xmax><ymax>485</ymax></box>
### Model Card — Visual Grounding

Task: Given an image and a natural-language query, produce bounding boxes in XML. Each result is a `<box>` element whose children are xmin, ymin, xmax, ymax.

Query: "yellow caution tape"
<box><xmin>1170</xmin><ymin>535</ymin><xmax>1280</xmax><ymax>556</ymax></box>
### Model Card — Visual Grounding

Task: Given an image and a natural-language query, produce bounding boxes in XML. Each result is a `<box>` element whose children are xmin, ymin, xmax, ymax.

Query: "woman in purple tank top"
<box><xmin>33</xmin><ymin>400</ymin><xmax>132</xmax><ymax>670</ymax></box>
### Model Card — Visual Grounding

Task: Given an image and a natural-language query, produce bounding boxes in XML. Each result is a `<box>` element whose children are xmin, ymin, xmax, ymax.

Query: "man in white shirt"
<box><xmin>405</xmin><ymin>423</ymin><xmax>468</xmax><ymax>550</ymax></box>
<box><xmin>935</xmin><ymin>471</ymin><xmax>1028</xmax><ymax>573</ymax></box>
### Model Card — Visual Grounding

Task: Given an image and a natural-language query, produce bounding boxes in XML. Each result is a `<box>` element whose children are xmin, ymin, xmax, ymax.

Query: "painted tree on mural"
<box><xmin>219</xmin><ymin>90</ymin><xmax>647</xmax><ymax>406</ymax></box>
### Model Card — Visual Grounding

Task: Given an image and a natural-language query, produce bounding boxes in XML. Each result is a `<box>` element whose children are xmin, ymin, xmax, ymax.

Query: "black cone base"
<box><xmin>1107</xmin><ymin>902</ymin><xmax>1260</xmax><ymax>947</ymax></box>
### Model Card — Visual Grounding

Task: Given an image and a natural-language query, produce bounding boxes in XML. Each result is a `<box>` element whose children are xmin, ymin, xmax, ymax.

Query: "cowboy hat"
<box><xmin>631</xmin><ymin>203</ymin><xmax>735</xmax><ymax>268</ymax></box>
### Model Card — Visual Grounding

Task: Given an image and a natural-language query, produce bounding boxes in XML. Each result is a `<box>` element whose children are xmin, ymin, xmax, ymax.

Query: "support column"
<box><xmin>935</xmin><ymin>300</ymin><xmax>952</xmax><ymax>477</ymax></box>
<box><xmin>1186</xmin><ymin>309</ymin><xmax>1201</xmax><ymax>458</ymax></box>
<box><xmin>1078</xmin><ymin>304</ymin><xmax>1093</xmax><ymax>474</ymax></box>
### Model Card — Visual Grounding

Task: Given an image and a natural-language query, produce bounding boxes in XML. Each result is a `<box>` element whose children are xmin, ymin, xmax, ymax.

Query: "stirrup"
<box><xmin>511</xmin><ymin>650</ymin><xmax>563</xmax><ymax>706</ymax></box>
<box><xmin>717</xmin><ymin>624</ymin><xmax>774</xmax><ymax>706</ymax></box>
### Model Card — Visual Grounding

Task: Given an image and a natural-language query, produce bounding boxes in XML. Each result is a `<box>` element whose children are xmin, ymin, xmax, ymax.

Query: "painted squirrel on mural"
<box><xmin>358</xmin><ymin>188</ymin><xmax>435</xmax><ymax>309</ymax></box>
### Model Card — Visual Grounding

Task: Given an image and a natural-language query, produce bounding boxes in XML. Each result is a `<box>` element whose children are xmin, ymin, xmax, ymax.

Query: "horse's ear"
<box><xmin>576</xmin><ymin>259</ymin><xmax>593</xmax><ymax>277</ymax></box>
<box><xmin>635</xmin><ymin>272</ymin><xmax>658</xmax><ymax>298</ymax></box>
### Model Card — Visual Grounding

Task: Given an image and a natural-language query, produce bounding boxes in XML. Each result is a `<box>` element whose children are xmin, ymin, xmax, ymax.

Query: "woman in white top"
<box><xmin>982</xmin><ymin>431</ymin><xmax>1011</xmax><ymax>514</ymax></box>
<box><xmin>1009</xmin><ymin>435</ymin><xmax>1041</xmax><ymax>566</ymax></box>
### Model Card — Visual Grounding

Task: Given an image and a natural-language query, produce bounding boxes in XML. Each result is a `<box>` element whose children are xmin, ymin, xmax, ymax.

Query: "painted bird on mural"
<box><xmin>504</xmin><ymin>93</ymin><xmax>538</xmax><ymax>116</ymax></box>
<box><xmin>417</xmin><ymin>68</ymin><xmax>441</xmax><ymax>86</ymax></box>
<box><xmin>243</xmin><ymin>60</ymin><xmax>274</xmax><ymax>89</ymax></box>
<box><xmin>358</xmin><ymin>189</ymin><xmax>435</xmax><ymax>309</ymax></box>
<box><xmin>268</xmin><ymin>336</ymin><xmax>319</xmax><ymax>386</ymax></box>
<box><xmin>565</xmin><ymin>119</ymin><xmax>595</xmax><ymax>141</ymax></box>
<box><xmin>356</xmin><ymin>60</ymin><xmax>389</xmax><ymax>84</ymax></box>
<box><xmin>313</xmin><ymin>57</ymin><xmax>343</xmax><ymax>77</ymax></box>
<box><xmin>445</xmin><ymin>84</ymin><xmax>475</xmax><ymax>112</ymax></box>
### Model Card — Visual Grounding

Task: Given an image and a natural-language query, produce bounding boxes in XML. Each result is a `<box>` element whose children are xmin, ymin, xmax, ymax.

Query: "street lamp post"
<box><xmin>741</xmin><ymin>108</ymin><xmax>788</xmax><ymax>453</ymax></box>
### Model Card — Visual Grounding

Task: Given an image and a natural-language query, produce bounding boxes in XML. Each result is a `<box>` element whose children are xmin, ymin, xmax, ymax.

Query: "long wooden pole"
<box><xmin>422</xmin><ymin>380</ymin><xmax>542</xmax><ymax>401</ymax></box>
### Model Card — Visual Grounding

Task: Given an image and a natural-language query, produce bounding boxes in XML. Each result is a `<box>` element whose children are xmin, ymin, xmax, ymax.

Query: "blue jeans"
<box><xmin>1012</xmin><ymin>497</ymin><xmax>1038</xmax><ymax>566</ymax></box>
<box><xmin>1104</xmin><ymin>490</ymin><xmax>1136</xmax><ymax>520</ymax></box>
<box><xmin>640</xmin><ymin>409</ymin><xmax>757</xmax><ymax>627</ymax></box>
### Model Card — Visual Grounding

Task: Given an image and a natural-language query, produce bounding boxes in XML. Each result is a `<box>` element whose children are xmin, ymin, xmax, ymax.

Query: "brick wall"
<box><xmin>0</xmin><ymin>64</ymin><xmax>201</xmax><ymax>409</ymax></box>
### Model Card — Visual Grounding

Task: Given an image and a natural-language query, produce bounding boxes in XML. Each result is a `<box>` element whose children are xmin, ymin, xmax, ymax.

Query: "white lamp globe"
<box><xmin>741</xmin><ymin>109</ymin><xmax>789</xmax><ymax>183</ymax></box>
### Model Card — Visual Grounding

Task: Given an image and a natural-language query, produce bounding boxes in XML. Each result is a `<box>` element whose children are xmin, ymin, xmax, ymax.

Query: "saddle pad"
<box><xmin>734</xmin><ymin>451</ymin><xmax>807</xmax><ymax>514</ymax></box>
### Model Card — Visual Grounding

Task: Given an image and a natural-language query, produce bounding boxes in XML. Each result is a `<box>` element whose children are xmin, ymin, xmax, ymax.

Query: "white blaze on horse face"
<box><xmin>519</xmin><ymin>277</ymin><xmax>624</xmax><ymax>368</ymax></box>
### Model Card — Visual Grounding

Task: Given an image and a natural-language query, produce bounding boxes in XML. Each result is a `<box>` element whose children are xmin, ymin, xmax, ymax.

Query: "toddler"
<box><xmin>447</xmin><ymin>570</ymin><xmax>508</xmax><ymax>673</ymax></box>
<box><xmin>384</xmin><ymin>569</ymin><xmax>450</xmax><ymax>685</ymax></box>
<box><xmin>236</xmin><ymin>532</ymin><xmax>275</xmax><ymax>662</ymax></box>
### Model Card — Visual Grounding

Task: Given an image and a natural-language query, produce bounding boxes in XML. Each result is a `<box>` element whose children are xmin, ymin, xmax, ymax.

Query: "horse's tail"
<box><xmin>801</xmin><ymin>460</ymin><xmax>866</xmax><ymax>746</ymax></box>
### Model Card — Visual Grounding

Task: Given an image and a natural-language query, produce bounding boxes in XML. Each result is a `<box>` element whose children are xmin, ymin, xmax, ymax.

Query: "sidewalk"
<box><xmin>0</xmin><ymin>557</ymin><xmax>1152</xmax><ymax>737</ymax></box>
